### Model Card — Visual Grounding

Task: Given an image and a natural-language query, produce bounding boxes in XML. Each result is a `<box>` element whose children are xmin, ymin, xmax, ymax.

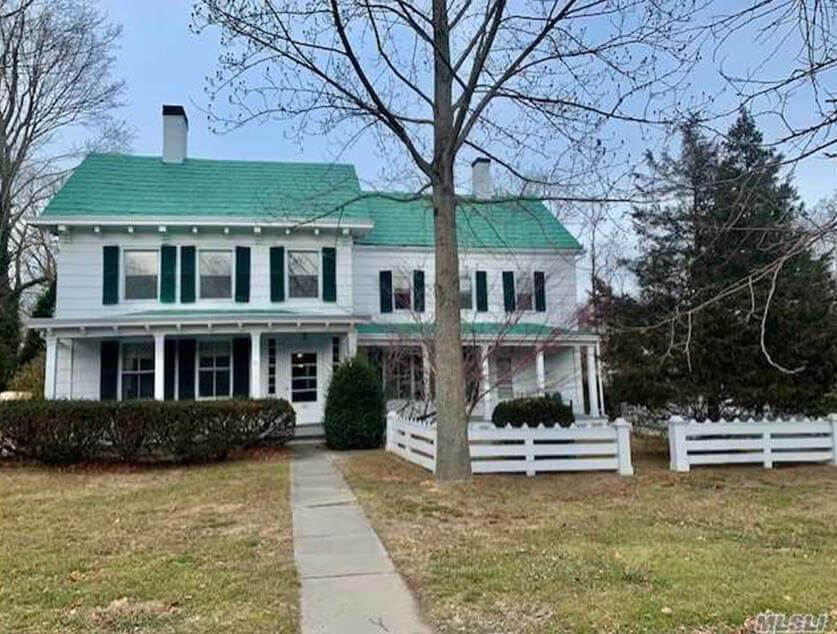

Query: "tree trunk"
<box><xmin>431</xmin><ymin>0</ymin><xmax>471</xmax><ymax>480</ymax></box>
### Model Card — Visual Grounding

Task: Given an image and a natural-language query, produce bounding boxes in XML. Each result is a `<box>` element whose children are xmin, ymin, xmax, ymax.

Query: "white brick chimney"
<box><xmin>162</xmin><ymin>105</ymin><xmax>188</xmax><ymax>163</ymax></box>
<box><xmin>472</xmin><ymin>157</ymin><xmax>492</xmax><ymax>198</ymax></box>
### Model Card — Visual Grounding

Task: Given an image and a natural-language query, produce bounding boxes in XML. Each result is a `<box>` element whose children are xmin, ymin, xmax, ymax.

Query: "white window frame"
<box><xmin>287</xmin><ymin>249</ymin><xmax>321</xmax><ymax>300</ymax></box>
<box><xmin>496</xmin><ymin>356</ymin><xmax>514</xmax><ymax>400</ymax></box>
<box><xmin>515</xmin><ymin>271</ymin><xmax>534</xmax><ymax>312</ymax></box>
<box><xmin>119</xmin><ymin>341</ymin><xmax>155</xmax><ymax>400</ymax></box>
<box><xmin>196</xmin><ymin>339</ymin><xmax>233</xmax><ymax>400</ymax></box>
<box><xmin>123</xmin><ymin>249</ymin><xmax>160</xmax><ymax>302</ymax></box>
<box><xmin>197</xmin><ymin>248</ymin><xmax>234</xmax><ymax>301</ymax></box>
<box><xmin>459</xmin><ymin>270</ymin><xmax>473</xmax><ymax>310</ymax></box>
<box><xmin>267</xmin><ymin>337</ymin><xmax>278</xmax><ymax>396</ymax></box>
<box><xmin>291</xmin><ymin>350</ymin><xmax>318</xmax><ymax>403</ymax></box>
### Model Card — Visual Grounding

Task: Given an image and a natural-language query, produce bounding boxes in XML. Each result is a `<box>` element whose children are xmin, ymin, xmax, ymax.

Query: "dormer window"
<box><xmin>124</xmin><ymin>250</ymin><xmax>158</xmax><ymax>300</ymax></box>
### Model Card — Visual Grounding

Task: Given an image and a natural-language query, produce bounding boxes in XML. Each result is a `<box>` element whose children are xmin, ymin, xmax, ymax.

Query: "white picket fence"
<box><xmin>385</xmin><ymin>412</ymin><xmax>634</xmax><ymax>476</ymax></box>
<box><xmin>668</xmin><ymin>415</ymin><xmax>837</xmax><ymax>471</ymax></box>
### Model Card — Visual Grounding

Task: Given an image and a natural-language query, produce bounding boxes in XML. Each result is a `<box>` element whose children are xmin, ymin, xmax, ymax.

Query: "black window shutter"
<box><xmin>270</xmin><ymin>246</ymin><xmax>285</xmax><ymax>302</ymax></box>
<box><xmin>177</xmin><ymin>338</ymin><xmax>196</xmax><ymax>400</ymax></box>
<box><xmin>235</xmin><ymin>246</ymin><xmax>250</xmax><ymax>303</ymax></box>
<box><xmin>502</xmin><ymin>271</ymin><xmax>516</xmax><ymax>312</ymax></box>
<box><xmin>102</xmin><ymin>246</ymin><xmax>119</xmax><ymax>305</ymax></box>
<box><xmin>534</xmin><ymin>271</ymin><xmax>546</xmax><ymax>312</ymax></box>
<box><xmin>476</xmin><ymin>270</ymin><xmax>488</xmax><ymax>312</ymax></box>
<box><xmin>160</xmin><ymin>246</ymin><xmax>176</xmax><ymax>303</ymax></box>
<box><xmin>100</xmin><ymin>340</ymin><xmax>119</xmax><ymax>400</ymax></box>
<box><xmin>232</xmin><ymin>337</ymin><xmax>251</xmax><ymax>398</ymax></box>
<box><xmin>413</xmin><ymin>270</ymin><xmax>425</xmax><ymax>312</ymax></box>
<box><xmin>322</xmin><ymin>247</ymin><xmax>337</xmax><ymax>302</ymax></box>
<box><xmin>180</xmin><ymin>246</ymin><xmax>196</xmax><ymax>303</ymax></box>
<box><xmin>379</xmin><ymin>270</ymin><xmax>393</xmax><ymax>313</ymax></box>
<box><xmin>164</xmin><ymin>339</ymin><xmax>176</xmax><ymax>400</ymax></box>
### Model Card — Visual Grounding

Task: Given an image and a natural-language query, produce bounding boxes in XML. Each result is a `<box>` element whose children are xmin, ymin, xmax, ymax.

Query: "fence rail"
<box><xmin>386</xmin><ymin>413</ymin><xmax>634</xmax><ymax>476</ymax></box>
<box><xmin>667</xmin><ymin>415</ymin><xmax>837</xmax><ymax>471</ymax></box>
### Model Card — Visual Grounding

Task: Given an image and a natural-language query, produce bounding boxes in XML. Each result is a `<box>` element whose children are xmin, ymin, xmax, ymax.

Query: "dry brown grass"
<box><xmin>0</xmin><ymin>447</ymin><xmax>299</xmax><ymax>633</ymax></box>
<box><xmin>339</xmin><ymin>435</ymin><xmax>837</xmax><ymax>634</ymax></box>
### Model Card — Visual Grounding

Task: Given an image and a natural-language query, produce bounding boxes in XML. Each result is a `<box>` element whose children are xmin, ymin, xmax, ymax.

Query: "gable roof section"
<box><xmin>41</xmin><ymin>153</ymin><xmax>366</xmax><ymax>220</ymax></box>
<box><xmin>39</xmin><ymin>153</ymin><xmax>582</xmax><ymax>250</ymax></box>
<box><xmin>353</xmin><ymin>192</ymin><xmax>581</xmax><ymax>250</ymax></box>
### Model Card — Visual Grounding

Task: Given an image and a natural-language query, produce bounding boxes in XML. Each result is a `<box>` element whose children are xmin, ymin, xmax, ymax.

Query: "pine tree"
<box><xmin>601</xmin><ymin>112</ymin><xmax>837</xmax><ymax>418</ymax></box>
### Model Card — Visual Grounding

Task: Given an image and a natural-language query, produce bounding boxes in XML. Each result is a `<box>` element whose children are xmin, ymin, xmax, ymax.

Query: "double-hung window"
<box><xmin>124</xmin><ymin>250</ymin><xmax>158</xmax><ymax>300</ymax></box>
<box><xmin>386</xmin><ymin>348</ymin><xmax>424</xmax><ymax>400</ymax></box>
<box><xmin>393</xmin><ymin>271</ymin><xmax>411</xmax><ymax>310</ymax></box>
<box><xmin>459</xmin><ymin>272</ymin><xmax>473</xmax><ymax>310</ymax></box>
<box><xmin>515</xmin><ymin>272</ymin><xmax>534</xmax><ymax>311</ymax></box>
<box><xmin>496</xmin><ymin>356</ymin><xmax>514</xmax><ymax>399</ymax></box>
<box><xmin>198</xmin><ymin>340</ymin><xmax>231</xmax><ymax>398</ymax></box>
<box><xmin>291</xmin><ymin>352</ymin><xmax>318</xmax><ymax>402</ymax></box>
<box><xmin>200</xmin><ymin>250</ymin><xmax>233</xmax><ymax>299</ymax></box>
<box><xmin>288</xmin><ymin>251</ymin><xmax>319</xmax><ymax>298</ymax></box>
<box><xmin>121</xmin><ymin>342</ymin><xmax>154</xmax><ymax>399</ymax></box>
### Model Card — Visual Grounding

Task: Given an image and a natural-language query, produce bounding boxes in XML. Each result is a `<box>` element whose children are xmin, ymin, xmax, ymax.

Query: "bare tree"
<box><xmin>0</xmin><ymin>0</ymin><xmax>125</xmax><ymax>387</ymax></box>
<box><xmin>194</xmin><ymin>0</ymin><xmax>707</xmax><ymax>479</ymax></box>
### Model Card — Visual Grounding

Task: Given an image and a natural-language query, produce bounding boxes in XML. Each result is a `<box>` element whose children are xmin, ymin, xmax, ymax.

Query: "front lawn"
<box><xmin>340</xmin><ymin>436</ymin><xmax>837</xmax><ymax>633</ymax></box>
<box><xmin>0</xmin><ymin>449</ymin><xmax>298</xmax><ymax>633</ymax></box>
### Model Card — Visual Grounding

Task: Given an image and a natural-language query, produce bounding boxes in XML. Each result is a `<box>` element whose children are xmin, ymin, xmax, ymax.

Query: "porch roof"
<box><xmin>28</xmin><ymin>308</ymin><xmax>370</xmax><ymax>336</ymax></box>
<box><xmin>357</xmin><ymin>321</ymin><xmax>599</xmax><ymax>343</ymax></box>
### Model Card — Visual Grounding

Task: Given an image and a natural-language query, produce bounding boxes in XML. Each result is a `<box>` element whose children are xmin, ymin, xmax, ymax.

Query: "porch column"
<box><xmin>586</xmin><ymin>344</ymin><xmax>600</xmax><ymax>417</ymax></box>
<box><xmin>596</xmin><ymin>342</ymin><xmax>606</xmax><ymax>417</ymax></box>
<box><xmin>44</xmin><ymin>334</ymin><xmax>57</xmax><ymax>399</ymax></box>
<box><xmin>481</xmin><ymin>344</ymin><xmax>491</xmax><ymax>420</ymax></box>
<box><xmin>573</xmin><ymin>345</ymin><xmax>584</xmax><ymax>414</ymax></box>
<box><xmin>347</xmin><ymin>328</ymin><xmax>358</xmax><ymax>357</ymax></box>
<box><xmin>535</xmin><ymin>348</ymin><xmax>546</xmax><ymax>396</ymax></box>
<box><xmin>153</xmin><ymin>333</ymin><xmax>165</xmax><ymax>401</ymax></box>
<box><xmin>250</xmin><ymin>330</ymin><xmax>263</xmax><ymax>398</ymax></box>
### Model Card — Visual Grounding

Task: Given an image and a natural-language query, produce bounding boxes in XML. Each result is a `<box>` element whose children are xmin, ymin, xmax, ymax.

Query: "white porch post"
<box><xmin>596</xmin><ymin>342</ymin><xmax>606</xmax><ymax>417</ymax></box>
<box><xmin>250</xmin><ymin>330</ymin><xmax>263</xmax><ymax>398</ymax></box>
<box><xmin>535</xmin><ymin>348</ymin><xmax>546</xmax><ymax>396</ymax></box>
<box><xmin>586</xmin><ymin>344</ymin><xmax>599</xmax><ymax>417</ymax></box>
<box><xmin>153</xmin><ymin>333</ymin><xmax>165</xmax><ymax>401</ymax></box>
<box><xmin>347</xmin><ymin>328</ymin><xmax>358</xmax><ymax>357</ymax></box>
<box><xmin>481</xmin><ymin>344</ymin><xmax>491</xmax><ymax>420</ymax></box>
<box><xmin>44</xmin><ymin>334</ymin><xmax>57</xmax><ymax>399</ymax></box>
<box><xmin>573</xmin><ymin>345</ymin><xmax>584</xmax><ymax>414</ymax></box>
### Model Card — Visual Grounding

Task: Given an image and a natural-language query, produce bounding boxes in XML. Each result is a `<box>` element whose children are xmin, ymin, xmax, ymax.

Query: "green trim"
<box><xmin>476</xmin><ymin>270</ymin><xmax>488</xmax><ymax>312</ymax></box>
<box><xmin>102</xmin><ymin>246</ymin><xmax>119</xmax><ymax>305</ymax></box>
<box><xmin>357</xmin><ymin>322</ymin><xmax>566</xmax><ymax>337</ymax></box>
<box><xmin>270</xmin><ymin>246</ymin><xmax>285</xmax><ymax>302</ymax></box>
<box><xmin>379</xmin><ymin>270</ymin><xmax>393</xmax><ymax>313</ymax></box>
<box><xmin>160</xmin><ymin>246</ymin><xmax>176</xmax><ymax>303</ymax></box>
<box><xmin>413</xmin><ymin>270</ymin><xmax>425</xmax><ymax>312</ymax></box>
<box><xmin>502</xmin><ymin>271</ymin><xmax>515</xmax><ymax>312</ymax></box>
<box><xmin>534</xmin><ymin>271</ymin><xmax>546</xmax><ymax>312</ymax></box>
<box><xmin>235</xmin><ymin>246</ymin><xmax>250</xmax><ymax>303</ymax></box>
<box><xmin>99</xmin><ymin>340</ymin><xmax>119</xmax><ymax>400</ymax></box>
<box><xmin>164</xmin><ymin>338</ymin><xmax>176</xmax><ymax>400</ymax></box>
<box><xmin>232</xmin><ymin>337</ymin><xmax>250</xmax><ymax>397</ymax></box>
<box><xmin>177</xmin><ymin>338</ymin><xmax>196</xmax><ymax>400</ymax></box>
<box><xmin>322</xmin><ymin>247</ymin><xmax>336</xmax><ymax>302</ymax></box>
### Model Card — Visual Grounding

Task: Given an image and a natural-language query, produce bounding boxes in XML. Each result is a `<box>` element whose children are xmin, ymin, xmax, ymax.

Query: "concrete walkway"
<box><xmin>291</xmin><ymin>445</ymin><xmax>432</xmax><ymax>634</ymax></box>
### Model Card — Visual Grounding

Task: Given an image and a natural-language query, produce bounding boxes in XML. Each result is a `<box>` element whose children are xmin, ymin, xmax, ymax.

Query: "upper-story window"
<box><xmin>124</xmin><ymin>250</ymin><xmax>158</xmax><ymax>300</ymax></box>
<box><xmin>288</xmin><ymin>250</ymin><xmax>319</xmax><ymax>298</ymax></box>
<box><xmin>515</xmin><ymin>271</ymin><xmax>534</xmax><ymax>311</ymax></box>
<box><xmin>393</xmin><ymin>271</ymin><xmax>411</xmax><ymax>310</ymax></box>
<box><xmin>459</xmin><ymin>272</ymin><xmax>473</xmax><ymax>310</ymax></box>
<box><xmin>200</xmin><ymin>250</ymin><xmax>233</xmax><ymax>299</ymax></box>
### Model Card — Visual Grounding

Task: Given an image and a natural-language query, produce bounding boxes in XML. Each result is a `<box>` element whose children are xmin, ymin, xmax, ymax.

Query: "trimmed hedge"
<box><xmin>492</xmin><ymin>394</ymin><xmax>575</xmax><ymax>428</ymax></box>
<box><xmin>324</xmin><ymin>357</ymin><xmax>385</xmax><ymax>450</ymax></box>
<box><xmin>0</xmin><ymin>399</ymin><xmax>295</xmax><ymax>465</ymax></box>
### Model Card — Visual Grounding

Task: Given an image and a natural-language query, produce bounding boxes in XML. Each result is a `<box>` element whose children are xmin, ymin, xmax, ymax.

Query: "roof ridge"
<box><xmin>87</xmin><ymin>151</ymin><xmax>357</xmax><ymax>169</ymax></box>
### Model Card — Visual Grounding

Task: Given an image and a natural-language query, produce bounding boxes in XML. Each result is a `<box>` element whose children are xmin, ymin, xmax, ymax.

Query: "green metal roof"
<box><xmin>41</xmin><ymin>153</ymin><xmax>365</xmax><ymax>220</ymax></box>
<box><xmin>40</xmin><ymin>153</ymin><xmax>582</xmax><ymax>250</ymax></box>
<box><xmin>353</xmin><ymin>192</ymin><xmax>581</xmax><ymax>250</ymax></box>
<box><xmin>357</xmin><ymin>322</ymin><xmax>573</xmax><ymax>337</ymax></box>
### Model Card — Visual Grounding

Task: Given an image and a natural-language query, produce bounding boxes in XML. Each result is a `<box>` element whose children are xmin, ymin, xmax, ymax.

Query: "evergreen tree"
<box><xmin>601</xmin><ymin>112</ymin><xmax>837</xmax><ymax>418</ymax></box>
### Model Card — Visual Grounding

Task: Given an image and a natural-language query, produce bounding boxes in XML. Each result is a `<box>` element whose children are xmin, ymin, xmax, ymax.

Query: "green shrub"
<box><xmin>0</xmin><ymin>398</ymin><xmax>295</xmax><ymax>465</ymax></box>
<box><xmin>7</xmin><ymin>353</ymin><xmax>44</xmax><ymax>398</ymax></box>
<box><xmin>491</xmin><ymin>393</ymin><xmax>575</xmax><ymax>428</ymax></box>
<box><xmin>324</xmin><ymin>357</ymin><xmax>385</xmax><ymax>450</ymax></box>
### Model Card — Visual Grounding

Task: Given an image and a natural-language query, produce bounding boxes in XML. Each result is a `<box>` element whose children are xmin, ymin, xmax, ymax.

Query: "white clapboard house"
<box><xmin>28</xmin><ymin>105</ymin><xmax>605</xmax><ymax>436</ymax></box>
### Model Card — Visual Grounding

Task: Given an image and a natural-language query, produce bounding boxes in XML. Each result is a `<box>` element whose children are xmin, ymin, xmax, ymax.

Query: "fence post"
<box><xmin>613</xmin><ymin>418</ymin><xmax>634</xmax><ymax>476</ymax></box>
<box><xmin>763</xmin><ymin>430</ymin><xmax>773</xmax><ymax>469</ymax></box>
<box><xmin>668</xmin><ymin>416</ymin><xmax>690</xmax><ymax>472</ymax></box>
<box><xmin>386</xmin><ymin>411</ymin><xmax>397</xmax><ymax>453</ymax></box>
<box><xmin>829</xmin><ymin>414</ymin><xmax>837</xmax><ymax>466</ymax></box>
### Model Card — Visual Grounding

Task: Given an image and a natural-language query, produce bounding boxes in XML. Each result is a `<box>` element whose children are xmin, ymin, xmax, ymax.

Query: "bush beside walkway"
<box><xmin>339</xmin><ymin>435</ymin><xmax>837</xmax><ymax>633</ymax></box>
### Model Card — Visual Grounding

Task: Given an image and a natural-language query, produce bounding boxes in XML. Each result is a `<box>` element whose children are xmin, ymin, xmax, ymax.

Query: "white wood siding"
<box><xmin>54</xmin><ymin>338</ymin><xmax>99</xmax><ymax>399</ymax></box>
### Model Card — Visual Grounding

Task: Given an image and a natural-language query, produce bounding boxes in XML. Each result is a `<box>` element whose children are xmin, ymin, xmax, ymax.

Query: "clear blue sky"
<box><xmin>99</xmin><ymin>0</ymin><xmax>834</xmax><ymax>206</ymax></box>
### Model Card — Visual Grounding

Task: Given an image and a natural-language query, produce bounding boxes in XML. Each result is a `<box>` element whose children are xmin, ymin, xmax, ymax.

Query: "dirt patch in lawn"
<box><xmin>339</xmin><ymin>435</ymin><xmax>837</xmax><ymax>634</ymax></box>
